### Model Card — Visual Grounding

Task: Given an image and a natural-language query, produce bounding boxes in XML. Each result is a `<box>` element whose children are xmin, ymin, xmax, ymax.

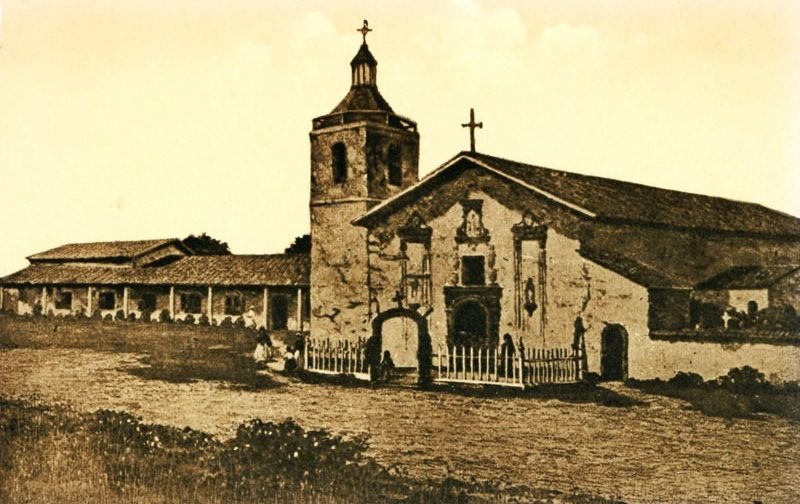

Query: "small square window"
<box><xmin>98</xmin><ymin>292</ymin><xmax>116</xmax><ymax>310</ymax></box>
<box><xmin>225</xmin><ymin>292</ymin><xmax>244</xmax><ymax>315</ymax></box>
<box><xmin>461</xmin><ymin>256</ymin><xmax>485</xmax><ymax>286</ymax></box>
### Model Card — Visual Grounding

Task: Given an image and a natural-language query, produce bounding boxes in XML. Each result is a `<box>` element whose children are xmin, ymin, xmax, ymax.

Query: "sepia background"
<box><xmin>0</xmin><ymin>0</ymin><xmax>798</xmax><ymax>275</ymax></box>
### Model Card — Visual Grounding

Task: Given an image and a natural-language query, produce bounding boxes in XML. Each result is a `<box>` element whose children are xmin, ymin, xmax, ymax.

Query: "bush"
<box><xmin>127</xmin><ymin>312</ymin><xmax>137</xmax><ymax>322</ymax></box>
<box><xmin>32</xmin><ymin>303</ymin><xmax>43</xmax><ymax>317</ymax></box>
<box><xmin>115</xmin><ymin>310</ymin><xmax>126</xmax><ymax>322</ymax></box>
<box><xmin>103</xmin><ymin>314</ymin><xmax>113</xmax><ymax>321</ymax></box>
<box><xmin>184</xmin><ymin>314</ymin><xmax>195</xmax><ymax>325</ymax></box>
<box><xmin>198</xmin><ymin>313</ymin><xmax>209</xmax><ymax>326</ymax></box>
<box><xmin>91</xmin><ymin>309</ymin><xmax>102</xmax><ymax>320</ymax></box>
<box><xmin>219</xmin><ymin>316</ymin><xmax>233</xmax><ymax>328</ymax></box>
<box><xmin>140</xmin><ymin>309</ymin><xmax>153</xmax><ymax>323</ymax></box>
<box><xmin>72</xmin><ymin>308</ymin><xmax>85</xmax><ymax>319</ymax></box>
<box><xmin>159</xmin><ymin>309</ymin><xmax>171</xmax><ymax>323</ymax></box>
<box><xmin>717</xmin><ymin>366</ymin><xmax>767</xmax><ymax>393</ymax></box>
<box><xmin>233</xmin><ymin>317</ymin><xmax>245</xmax><ymax>328</ymax></box>
<box><xmin>667</xmin><ymin>371</ymin><xmax>704</xmax><ymax>389</ymax></box>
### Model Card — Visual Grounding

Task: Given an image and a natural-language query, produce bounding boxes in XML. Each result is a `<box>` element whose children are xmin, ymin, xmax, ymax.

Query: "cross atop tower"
<box><xmin>357</xmin><ymin>20</ymin><xmax>372</xmax><ymax>44</ymax></box>
<box><xmin>461</xmin><ymin>108</ymin><xmax>483</xmax><ymax>153</ymax></box>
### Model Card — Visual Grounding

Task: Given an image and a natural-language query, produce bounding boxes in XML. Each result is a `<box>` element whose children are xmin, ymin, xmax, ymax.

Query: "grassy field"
<box><xmin>0</xmin><ymin>314</ymin><xmax>630</xmax><ymax>503</ymax></box>
<box><xmin>0</xmin><ymin>314</ymin><xmax>277</xmax><ymax>390</ymax></box>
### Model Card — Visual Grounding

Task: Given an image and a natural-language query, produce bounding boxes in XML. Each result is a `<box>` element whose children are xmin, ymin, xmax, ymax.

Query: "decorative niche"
<box><xmin>455</xmin><ymin>199</ymin><xmax>490</xmax><ymax>244</ymax></box>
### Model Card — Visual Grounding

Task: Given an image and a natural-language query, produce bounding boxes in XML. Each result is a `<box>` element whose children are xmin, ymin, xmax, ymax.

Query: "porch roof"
<box><xmin>0</xmin><ymin>254</ymin><xmax>310</xmax><ymax>288</ymax></box>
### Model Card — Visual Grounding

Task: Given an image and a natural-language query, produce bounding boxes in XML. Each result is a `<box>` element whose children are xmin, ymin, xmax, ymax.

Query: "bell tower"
<box><xmin>309</xmin><ymin>21</ymin><xmax>420</xmax><ymax>340</ymax></box>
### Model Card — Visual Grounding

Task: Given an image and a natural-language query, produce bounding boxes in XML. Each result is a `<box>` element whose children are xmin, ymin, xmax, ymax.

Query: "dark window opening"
<box><xmin>225</xmin><ymin>292</ymin><xmax>244</xmax><ymax>315</ymax></box>
<box><xmin>461</xmin><ymin>256</ymin><xmax>486</xmax><ymax>286</ymax></box>
<box><xmin>331</xmin><ymin>143</ymin><xmax>347</xmax><ymax>183</ymax></box>
<box><xmin>98</xmin><ymin>292</ymin><xmax>116</xmax><ymax>310</ymax></box>
<box><xmin>180</xmin><ymin>293</ymin><xmax>202</xmax><ymax>314</ymax></box>
<box><xmin>271</xmin><ymin>295</ymin><xmax>289</xmax><ymax>330</ymax></box>
<box><xmin>55</xmin><ymin>291</ymin><xmax>72</xmax><ymax>310</ymax></box>
<box><xmin>388</xmin><ymin>144</ymin><xmax>402</xmax><ymax>186</ymax></box>
<box><xmin>138</xmin><ymin>293</ymin><xmax>157</xmax><ymax>312</ymax></box>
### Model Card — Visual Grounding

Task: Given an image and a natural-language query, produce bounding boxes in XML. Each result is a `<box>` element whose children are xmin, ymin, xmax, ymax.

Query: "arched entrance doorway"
<box><xmin>381</xmin><ymin>316</ymin><xmax>419</xmax><ymax>369</ymax></box>
<box><xmin>451</xmin><ymin>300</ymin><xmax>487</xmax><ymax>347</ymax></box>
<box><xmin>366</xmin><ymin>307</ymin><xmax>432</xmax><ymax>385</ymax></box>
<box><xmin>601</xmin><ymin>324</ymin><xmax>628</xmax><ymax>381</ymax></box>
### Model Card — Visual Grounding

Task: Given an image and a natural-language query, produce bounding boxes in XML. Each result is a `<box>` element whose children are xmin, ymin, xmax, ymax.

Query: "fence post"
<box><xmin>469</xmin><ymin>346</ymin><xmax>475</xmax><ymax>381</ymax></box>
<box><xmin>478</xmin><ymin>347</ymin><xmax>483</xmax><ymax>381</ymax></box>
<box><xmin>437</xmin><ymin>345</ymin><xmax>442</xmax><ymax>379</ymax></box>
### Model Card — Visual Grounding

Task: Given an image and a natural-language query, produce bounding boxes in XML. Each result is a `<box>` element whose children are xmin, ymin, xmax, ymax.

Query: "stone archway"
<box><xmin>365</xmin><ymin>307</ymin><xmax>432</xmax><ymax>385</ymax></box>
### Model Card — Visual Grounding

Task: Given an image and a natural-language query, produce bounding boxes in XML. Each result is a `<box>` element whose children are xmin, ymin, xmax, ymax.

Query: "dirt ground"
<box><xmin>1</xmin><ymin>347</ymin><xmax>797</xmax><ymax>504</ymax></box>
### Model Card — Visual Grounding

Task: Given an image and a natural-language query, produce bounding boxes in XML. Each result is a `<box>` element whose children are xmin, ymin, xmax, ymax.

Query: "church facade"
<box><xmin>3</xmin><ymin>33</ymin><xmax>800</xmax><ymax>382</ymax></box>
<box><xmin>307</xmin><ymin>38</ymin><xmax>800</xmax><ymax>382</ymax></box>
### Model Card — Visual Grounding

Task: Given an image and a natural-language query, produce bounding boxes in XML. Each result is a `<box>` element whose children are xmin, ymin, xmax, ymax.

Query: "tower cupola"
<box><xmin>351</xmin><ymin>43</ymin><xmax>378</xmax><ymax>87</ymax></box>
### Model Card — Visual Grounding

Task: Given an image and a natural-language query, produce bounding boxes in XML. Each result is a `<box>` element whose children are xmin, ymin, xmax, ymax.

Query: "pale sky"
<box><xmin>1</xmin><ymin>0</ymin><xmax>798</xmax><ymax>275</ymax></box>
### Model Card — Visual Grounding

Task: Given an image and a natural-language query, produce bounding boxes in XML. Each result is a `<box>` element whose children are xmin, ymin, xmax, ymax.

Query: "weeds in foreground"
<box><xmin>0</xmin><ymin>396</ymin><xmax>623</xmax><ymax>504</ymax></box>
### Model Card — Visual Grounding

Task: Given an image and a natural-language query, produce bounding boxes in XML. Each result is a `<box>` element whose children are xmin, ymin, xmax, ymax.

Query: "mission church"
<box><xmin>3</xmin><ymin>25</ymin><xmax>800</xmax><ymax>382</ymax></box>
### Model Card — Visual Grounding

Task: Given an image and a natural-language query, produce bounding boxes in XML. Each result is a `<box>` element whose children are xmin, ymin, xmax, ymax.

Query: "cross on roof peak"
<box><xmin>357</xmin><ymin>20</ymin><xmax>372</xmax><ymax>44</ymax></box>
<box><xmin>461</xmin><ymin>108</ymin><xmax>483</xmax><ymax>153</ymax></box>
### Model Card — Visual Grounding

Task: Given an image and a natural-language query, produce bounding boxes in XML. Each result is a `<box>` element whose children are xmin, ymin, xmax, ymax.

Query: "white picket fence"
<box><xmin>434</xmin><ymin>344</ymin><xmax>583</xmax><ymax>388</ymax></box>
<box><xmin>304</xmin><ymin>338</ymin><xmax>371</xmax><ymax>381</ymax></box>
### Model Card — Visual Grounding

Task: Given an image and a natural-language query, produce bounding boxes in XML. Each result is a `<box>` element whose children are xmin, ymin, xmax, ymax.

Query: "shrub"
<box><xmin>667</xmin><ymin>371</ymin><xmax>704</xmax><ymax>389</ymax></box>
<box><xmin>159</xmin><ymin>309</ymin><xmax>171</xmax><ymax>323</ymax></box>
<box><xmin>127</xmin><ymin>312</ymin><xmax>137</xmax><ymax>322</ymax></box>
<box><xmin>73</xmin><ymin>308</ymin><xmax>85</xmax><ymax>319</ymax></box>
<box><xmin>219</xmin><ymin>316</ymin><xmax>233</xmax><ymax>328</ymax></box>
<box><xmin>233</xmin><ymin>317</ymin><xmax>245</xmax><ymax>328</ymax></box>
<box><xmin>718</xmin><ymin>366</ymin><xmax>767</xmax><ymax>393</ymax></box>
<box><xmin>92</xmin><ymin>309</ymin><xmax>102</xmax><ymax>320</ymax></box>
<box><xmin>140</xmin><ymin>309</ymin><xmax>153</xmax><ymax>323</ymax></box>
<box><xmin>115</xmin><ymin>310</ymin><xmax>126</xmax><ymax>321</ymax></box>
<box><xmin>32</xmin><ymin>303</ymin><xmax>43</xmax><ymax>317</ymax></box>
<box><xmin>198</xmin><ymin>313</ymin><xmax>209</xmax><ymax>326</ymax></box>
<box><xmin>184</xmin><ymin>314</ymin><xmax>195</xmax><ymax>325</ymax></box>
<box><xmin>46</xmin><ymin>309</ymin><xmax>55</xmax><ymax>318</ymax></box>
<box><xmin>103</xmin><ymin>313</ymin><xmax>113</xmax><ymax>321</ymax></box>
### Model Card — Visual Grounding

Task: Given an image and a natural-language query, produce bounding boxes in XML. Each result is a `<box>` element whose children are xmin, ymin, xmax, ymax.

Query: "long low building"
<box><xmin>0</xmin><ymin>239</ymin><xmax>310</xmax><ymax>334</ymax></box>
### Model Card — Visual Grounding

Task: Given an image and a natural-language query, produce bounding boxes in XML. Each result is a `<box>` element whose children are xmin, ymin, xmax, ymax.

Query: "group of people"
<box><xmin>252</xmin><ymin>327</ymin><xmax>305</xmax><ymax>373</ymax></box>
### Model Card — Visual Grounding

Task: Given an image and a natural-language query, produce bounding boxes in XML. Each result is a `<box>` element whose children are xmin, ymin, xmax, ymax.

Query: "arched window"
<box><xmin>331</xmin><ymin>143</ymin><xmax>347</xmax><ymax>183</ymax></box>
<box><xmin>388</xmin><ymin>144</ymin><xmax>402</xmax><ymax>186</ymax></box>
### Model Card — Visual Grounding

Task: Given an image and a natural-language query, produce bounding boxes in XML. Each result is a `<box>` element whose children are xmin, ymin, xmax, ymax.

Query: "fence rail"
<box><xmin>304</xmin><ymin>338</ymin><xmax>371</xmax><ymax>381</ymax></box>
<box><xmin>434</xmin><ymin>344</ymin><xmax>583</xmax><ymax>388</ymax></box>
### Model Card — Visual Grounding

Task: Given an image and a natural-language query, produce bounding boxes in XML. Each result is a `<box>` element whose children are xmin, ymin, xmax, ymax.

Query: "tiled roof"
<box><xmin>696</xmin><ymin>265</ymin><xmax>800</xmax><ymax>290</ymax></box>
<box><xmin>579</xmin><ymin>247</ymin><xmax>689</xmax><ymax>289</ymax></box>
<box><xmin>356</xmin><ymin>152</ymin><xmax>800</xmax><ymax>236</ymax></box>
<box><xmin>154</xmin><ymin>255</ymin><xmax>310</xmax><ymax>286</ymax></box>
<box><xmin>27</xmin><ymin>239</ymin><xmax>181</xmax><ymax>262</ymax></box>
<box><xmin>467</xmin><ymin>152</ymin><xmax>800</xmax><ymax>236</ymax></box>
<box><xmin>1</xmin><ymin>254</ymin><xmax>310</xmax><ymax>287</ymax></box>
<box><xmin>330</xmin><ymin>86</ymin><xmax>394</xmax><ymax>114</ymax></box>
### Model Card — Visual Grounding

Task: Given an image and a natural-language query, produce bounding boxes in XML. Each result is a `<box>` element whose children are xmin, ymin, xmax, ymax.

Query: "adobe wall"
<box><xmin>770</xmin><ymin>269</ymin><xmax>800</xmax><ymax>312</ymax></box>
<box><xmin>633</xmin><ymin>339</ymin><xmax>800</xmax><ymax>382</ymax></box>
<box><xmin>310</xmin><ymin>201</ymin><xmax>371</xmax><ymax>341</ymax></box>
